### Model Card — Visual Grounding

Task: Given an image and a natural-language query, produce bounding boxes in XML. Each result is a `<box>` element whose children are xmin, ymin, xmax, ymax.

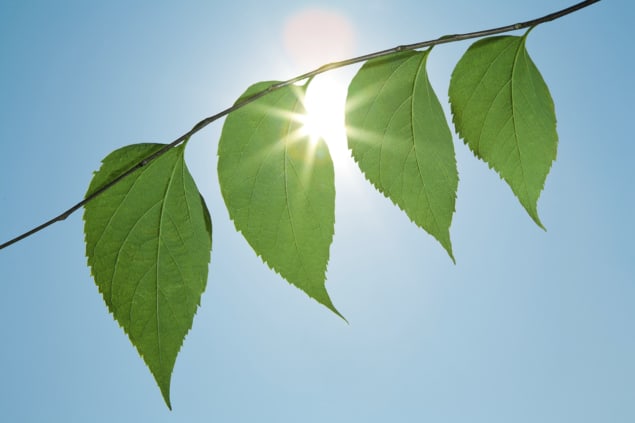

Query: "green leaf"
<box><xmin>218</xmin><ymin>81</ymin><xmax>341</xmax><ymax>318</ymax></box>
<box><xmin>83</xmin><ymin>143</ymin><xmax>212</xmax><ymax>409</ymax></box>
<box><xmin>345</xmin><ymin>50</ymin><xmax>458</xmax><ymax>260</ymax></box>
<box><xmin>449</xmin><ymin>33</ymin><xmax>558</xmax><ymax>228</ymax></box>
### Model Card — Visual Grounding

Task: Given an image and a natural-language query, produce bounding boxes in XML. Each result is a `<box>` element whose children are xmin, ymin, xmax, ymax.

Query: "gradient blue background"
<box><xmin>1</xmin><ymin>1</ymin><xmax>633</xmax><ymax>421</ymax></box>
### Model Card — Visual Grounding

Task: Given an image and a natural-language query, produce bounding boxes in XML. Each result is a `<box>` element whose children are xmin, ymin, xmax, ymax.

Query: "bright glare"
<box><xmin>301</xmin><ymin>75</ymin><xmax>348</xmax><ymax>156</ymax></box>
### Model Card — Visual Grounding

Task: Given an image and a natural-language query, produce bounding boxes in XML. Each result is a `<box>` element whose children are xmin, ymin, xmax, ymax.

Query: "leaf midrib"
<box><xmin>409</xmin><ymin>52</ymin><xmax>443</xmax><ymax>239</ymax></box>
<box><xmin>154</xmin><ymin>148</ymin><xmax>182</xmax><ymax>372</ymax></box>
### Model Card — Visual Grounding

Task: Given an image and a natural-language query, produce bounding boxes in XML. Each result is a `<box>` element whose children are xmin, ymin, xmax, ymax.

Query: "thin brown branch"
<box><xmin>0</xmin><ymin>0</ymin><xmax>601</xmax><ymax>250</ymax></box>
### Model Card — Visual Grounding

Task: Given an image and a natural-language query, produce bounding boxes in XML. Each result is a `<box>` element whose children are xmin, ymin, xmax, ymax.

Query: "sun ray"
<box><xmin>299</xmin><ymin>75</ymin><xmax>350</xmax><ymax>160</ymax></box>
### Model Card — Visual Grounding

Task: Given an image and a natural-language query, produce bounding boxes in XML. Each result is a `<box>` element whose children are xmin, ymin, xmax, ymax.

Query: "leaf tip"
<box><xmin>535</xmin><ymin>217</ymin><xmax>547</xmax><ymax>232</ymax></box>
<box><xmin>524</xmin><ymin>201</ymin><xmax>546</xmax><ymax>231</ymax></box>
<box><xmin>436</xmin><ymin>232</ymin><xmax>456</xmax><ymax>264</ymax></box>
<box><xmin>157</xmin><ymin>378</ymin><xmax>173</xmax><ymax>410</ymax></box>
<box><xmin>330</xmin><ymin>304</ymin><xmax>348</xmax><ymax>324</ymax></box>
<box><xmin>314</xmin><ymin>286</ymin><xmax>347</xmax><ymax>323</ymax></box>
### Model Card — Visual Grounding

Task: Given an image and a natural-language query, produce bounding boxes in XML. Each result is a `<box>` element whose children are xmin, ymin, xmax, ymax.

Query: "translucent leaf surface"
<box><xmin>83</xmin><ymin>143</ymin><xmax>212</xmax><ymax>409</ymax></box>
<box><xmin>218</xmin><ymin>81</ymin><xmax>340</xmax><ymax>317</ymax></box>
<box><xmin>346</xmin><ymin>50</ymin><xmax>458</xmax><ymax>259</ymax></box>
<box><xmin>449</xmin><ymin>33</ymin><xmax>557</xmax><ymax>228</ymax></box>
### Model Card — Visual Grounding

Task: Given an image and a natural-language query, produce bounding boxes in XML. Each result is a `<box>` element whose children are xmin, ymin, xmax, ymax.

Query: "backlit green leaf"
<box><xmin>218</xmin><ymin>81</ymin><xmax>341</xmax><ymax>317</ymax></box>
<box><xmin>83</xmin><ymin>143</ymin><xmax>212</xmax><ymax>409</ymax></box>
<box><xmin>449</xmin><ymin>33</ymin><xmax>557</xmax><ymax>228</ymax></box>
<box><xmin>346</xmin><ymin>50</ymin><xmax>458</xmax><ymax>260</ymax></box>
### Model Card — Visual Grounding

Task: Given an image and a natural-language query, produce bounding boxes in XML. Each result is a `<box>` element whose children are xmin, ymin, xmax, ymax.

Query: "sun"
<box><xmin>300</xmin><ymin>75</ymin><xmax>349</xmax><ymax>159</ymax></box>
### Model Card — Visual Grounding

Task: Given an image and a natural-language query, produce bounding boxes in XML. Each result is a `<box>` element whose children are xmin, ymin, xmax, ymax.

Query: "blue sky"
<box><xmin>1</xmin><ymin>0</ymin><xmax>633</xmax><ymax>421</ymax></box>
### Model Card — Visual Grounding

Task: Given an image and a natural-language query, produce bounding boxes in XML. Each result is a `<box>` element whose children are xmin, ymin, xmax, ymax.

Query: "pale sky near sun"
<box><xmin>0</xmin><ymin>1</ymin><xmax>633</xmax><ymax>422</ymax></box>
